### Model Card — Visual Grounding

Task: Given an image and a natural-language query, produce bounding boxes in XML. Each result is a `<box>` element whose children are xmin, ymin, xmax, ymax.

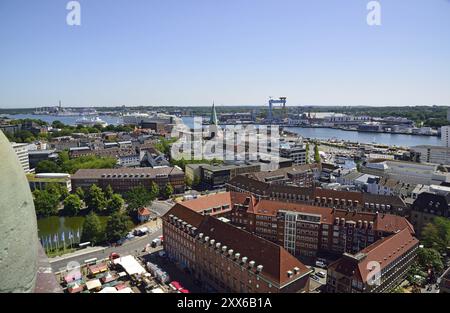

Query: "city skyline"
<box><xmin>1</xmin><ymin>0</ymin><xmax>450</xmax><ymax>108</ymax></box>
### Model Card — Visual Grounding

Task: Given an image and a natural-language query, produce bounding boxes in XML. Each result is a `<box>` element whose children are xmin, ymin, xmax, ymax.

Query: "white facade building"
<box><xmin>411</xmin><ymin>145</ymin><xmax>450</xmax><ymax>165</ymax></box>
<box><xmin>441</xmin><ymin>126</ymin><xmax>450</xmax><ymax>147</ymax></box>
<box><xmin>11</xmin><ymin>143</ymin><xmax>30</xmax><ymax>173</ymax></box>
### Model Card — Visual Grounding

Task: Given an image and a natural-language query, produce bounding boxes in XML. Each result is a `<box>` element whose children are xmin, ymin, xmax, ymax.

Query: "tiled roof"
<box><xmin>137</xmin><ymin>207</ymin><xmax>152</xmax><ymax>216</ymax></box>
<box><xmin>179</xmin><ymin>191</ymin><xmax>413</xmax><ymax>234</ymax></box>
<box><xmin>329</xmin><ymin>229</ymin><xmax>418</xmax><ymax>283</ymax></box>
<box><xmin>163</xmin><ymin>206</ymin><xmax>310</xmax><ymax>286</ymax></box>
<box><xmin>71</xmin><ymin>167</ymin><xmax>184</xmax><ymax>179</ymax></box>
<box><xmin>228</xmin><ymin>175</ymin><xmax>407</xmax><ymax>208</ymax></box>
<box><xmin>180</xmin><ymin>192</ymin><xmax>232</xmax><ymax>214</ymax></box>
<box><xmin>313</xmin><ymin>188</ymin><xmax>364</xmax><ymax>203</ymax></box>
<box><xmin>248</xmin><ymin>164</ymin><xmax>319</xmax><ymax>181</ymax></box>
<box><xmin>362</xmin><ymin>193</ymin><xmax>406</xmax><ymax>208</ymax></box>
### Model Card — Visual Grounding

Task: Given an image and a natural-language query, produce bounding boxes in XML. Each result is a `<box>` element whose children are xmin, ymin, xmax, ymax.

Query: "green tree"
<box><xmin>46</xmin><ymin>183</ymin><xmax>68</xmax><ymax>201</ymax></box>
<box><xmin>81</xmin><ymin>212</ymin><xmax>104</xmax><ymax>244</ymax></box>
<box><xmin>149</xmin><ymin>182</ymin><xmax>160</xmax><ymax>200</ymax></box>
<box><xmin>107</xmin><ymin>193</ymin><xmax>125</xmax><ymax>214</ymax></box>
<box><xmin>52</xmin><ymin>120</ymin><xmax>65</xmax><ymax>129</ymax></box>
<box><xmin>185</xmin><ymin>176</ymin><xmax>193</xmax><ymax>188</ymax></box>
<box><xmin>35</xmin><ymin>160</ymin><xmax>61</xmax><ymax>173</ymax></box>
<box><xmin>162</xmin><ymin>183</ymin><xmax>174</xmax><ymax>199</ymax></box>
<box><xmin>75</xmin><ymin>187</ymin><xmax>85</xmax><ymax>201</ymax></box>
<box><xmin>86</xmin><ymin>184</ymin><xmax>107</xmax><ymax>213</ymax></box>
<box><xmin>126</xmin><ymin>185</ymin><xmax>153</xmax><ymax>213</ymax></box>
<box><xmin>314</xmin><ymin>144</ymin><xmax>321</xmax><ymax>163</ymax></box>
<box><xmin>105</xmin><ymin>212</ymin><xmax>132</xmax><ymax>243</ymax></box>
<box><xmin>422</xmin><ymin>217</ymin><xmax>450</xmax><ymax>254</ymax></box>
<box><xmin>105</xmin><ymin>184</ymin><xmax>114</xmax><ymax>200</ymax></box>
<box><xmin>417</xmin><ymin>247</ymin><xmax>444</xmax><ymax>274</ymax></box>
<box><xmin>63</xmin><ymin>194</ymin><xmax>82</xmax><ymax>216</ymax></box>
<box><xmin>33</xmin><ymin>189</ymin><xmax>60</xmax><ymax>217</ymax></box>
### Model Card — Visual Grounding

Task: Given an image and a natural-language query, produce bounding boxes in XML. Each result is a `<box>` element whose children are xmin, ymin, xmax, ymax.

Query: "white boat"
<box><xmin>75</xmin><ymin>116</ymin><xmax>108</xmax><ymax>127</ymax></box>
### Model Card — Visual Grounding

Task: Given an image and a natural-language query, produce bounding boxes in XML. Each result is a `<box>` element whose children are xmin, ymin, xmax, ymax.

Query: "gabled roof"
<box><xmin>180</xmin><ymin>192</ymin><xmax>232</xmax><ymax>214</ymax></box>
<box><xmin>165</xmin><ymin>207</ymin><xmax>310</xmax><ymax>286</ymax></box>
<box><xmin>328</xmin><ymin>228</ymin><xmax>419</xmax><ymax>283</ymax></box>
<box><xmin>137</xmin><ymin>207</ymin><xmax>152</xmax><ymax>216</ymax></box>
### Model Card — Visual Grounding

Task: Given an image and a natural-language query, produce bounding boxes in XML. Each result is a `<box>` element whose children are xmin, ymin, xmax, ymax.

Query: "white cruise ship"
<box><xmin>75</xmin><ymin>116</ymin><xmax>108</xmax><ymax>127</ymax></box>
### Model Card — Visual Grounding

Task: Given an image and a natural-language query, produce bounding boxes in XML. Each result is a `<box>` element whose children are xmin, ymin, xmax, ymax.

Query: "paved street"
<box><xmin>150</xmin><ymin>200</ymin><xmax>173</xmax><ymax>217</ymax></box>
<box><xmin>49</xmin><ymin>229</ymin><xmax>162</xmax><ymax>272</ymax></box>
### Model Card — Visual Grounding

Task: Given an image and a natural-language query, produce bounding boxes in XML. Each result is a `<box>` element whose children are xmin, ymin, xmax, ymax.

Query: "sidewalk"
<box><xmin>49</xmin><ymin>220</ymin><xmax>162</xmax><ymax>263</ymax></box>
<box><xmin>48</xmin><ymin>245</ymin><xmax>106</xmax><ymax>263</ymax></box>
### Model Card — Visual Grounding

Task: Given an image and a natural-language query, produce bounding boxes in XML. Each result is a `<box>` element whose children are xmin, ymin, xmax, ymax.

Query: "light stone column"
<box><xmin>0</xmin><ymin>131</ymin><xmax>38</xmax><ymax>292</ymax></box>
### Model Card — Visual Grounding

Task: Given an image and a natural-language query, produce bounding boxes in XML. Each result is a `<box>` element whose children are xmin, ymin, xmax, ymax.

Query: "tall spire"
<box><xmin>210</xmin><ymin>101</ymin><xmax>218</xmax><ymax>125</ymax></box>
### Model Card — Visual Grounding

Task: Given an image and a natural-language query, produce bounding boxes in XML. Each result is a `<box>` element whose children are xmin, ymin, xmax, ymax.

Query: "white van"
<box><xmin>315</xmin><ymin>260</ymin><xmax>326</xmax><ymax>268</ymax></box>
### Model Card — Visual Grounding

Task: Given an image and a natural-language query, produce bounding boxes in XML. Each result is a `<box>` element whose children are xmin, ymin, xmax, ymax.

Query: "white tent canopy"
<box><xmin>113</xmin><ymin>255</ymin><xmax>147</xmax><ymax>276</ymax></box>
<box><xmin>85</xmin><ymin>279</ymin><xmax>102</xmax><ymax>290</ymax></box>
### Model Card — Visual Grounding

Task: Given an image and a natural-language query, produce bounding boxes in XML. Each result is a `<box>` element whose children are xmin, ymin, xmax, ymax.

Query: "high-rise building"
<box><xmin>411</xmin><ymin>145</ymin><xmax>450</xmax><ymax>165</ymax></box>
<box><xmin>11</xmin><ymin>142</ymin><xmax>30</xmax><ymax>173</ymax></box>
<box><xmin>442</xmin><ymin>126</ymin><xmax>450</xmax><ymax>147</ymax></box>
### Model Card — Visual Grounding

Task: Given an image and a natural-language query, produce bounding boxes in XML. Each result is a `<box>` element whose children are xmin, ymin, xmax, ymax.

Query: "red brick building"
<box><xmin>227</xmin><ymin>175</ymin><xmax>408</xmax><ymax>215</ymax></box>
<box><xmin>163</xmin><ymin>204</ymin><xmax>311</xmax><ymax>293</ymax></box>
<box><xmin>71</xmin><ymin>167</ymin><xmax>185</xmax><ymax>195</ymax></box>
<box><xmin>326</xmin><ymin>228</ymin><xmax>419</xmax><ymax>293</ymax></box>
<box><xmin>166</xmin><ymin>191</ymin><xmax>418</xmax><ymax>292</ymax></box>
<box><xmin>229</xmin><ymin>192</ymin><xmax>414</xmax><ymax>261</ymax></box>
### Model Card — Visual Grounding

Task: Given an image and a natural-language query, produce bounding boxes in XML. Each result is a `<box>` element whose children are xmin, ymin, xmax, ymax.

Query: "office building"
<box><xmin>71</xmin><ymin>167</ymin><xmax>185</xmax><ymax>195</ymax></box>
<box><xmin>11</xmin><ymin>142</ymin><xmax>30</xmax><ymax>173</ymax></box>
<box><xmin>280</xmin><ymin>144</ymin><xmax>307</xmax><ymax>165</ymax></box>
<box><xmin>411</xmin><ymin>145</ymin><xmax>450</xmax><ymax>165</ymax></box>
<box><xmin>27</xmin><ymin>173</ymin><xmax>72</xmax><ymax>192</ymax></box>
<box><xmin>442</xmin><ymin>126</ymin><xmax>450</xmax><ymax>148</ymax></box>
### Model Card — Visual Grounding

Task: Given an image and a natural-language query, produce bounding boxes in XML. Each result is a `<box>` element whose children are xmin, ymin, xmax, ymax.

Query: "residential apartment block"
<box><xmin>163</xmin><ymin>203</ymin><xmax>311</xmax><ymax>293</ymax></box>
<box><xmin>11</xmin><ymin>142</ymin><xmax>30</xmax><ymax>173</ymax></box>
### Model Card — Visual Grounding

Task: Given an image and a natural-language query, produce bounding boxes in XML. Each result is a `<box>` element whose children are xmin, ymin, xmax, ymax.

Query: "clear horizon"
<box><xmin>1</xmin><ymin>0</ymin><xmax>450</xmax><ymax>108</ymax></box>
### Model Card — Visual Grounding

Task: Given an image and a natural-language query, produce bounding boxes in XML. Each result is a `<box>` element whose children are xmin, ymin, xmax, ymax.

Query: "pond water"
<box><xmin>37</xmin><ymin>215</ymin><xmax>108</xmax><ymax>245</ymax></box>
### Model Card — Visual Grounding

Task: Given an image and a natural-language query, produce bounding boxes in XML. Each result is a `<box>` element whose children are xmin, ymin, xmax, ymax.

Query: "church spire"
<box><xmin>209</xmin><ymin>101</ymin><xmax>218</xmax><ymax>125</ymax></box>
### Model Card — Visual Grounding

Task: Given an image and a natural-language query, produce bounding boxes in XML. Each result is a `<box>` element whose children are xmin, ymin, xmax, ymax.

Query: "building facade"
<box><xmin>227</xmin><ymin>175</ymin><xmax>407</xmax><ymax>215</ymax></box>
<box><xmin>326</xmin><ymin>229</ymin><xmax>418</xmax><ymax>293</ymax></box>
<box><xmin>411</xmin><ymin>145</ymin><xmax>450</xmax><ymax>165</ymax></box>
<box><xmin>163</xmin><ymin>204</ymin><xmax>311</xmax><ymax>293</ymax></box>
<box><xmin>280</xmin><ymin>145</ymin><xmax>307</xmax><ymax>165</ymax></box>
<box><xmin>71</xmin><ymin>167</ymin><xmax>185</xmax><ymax>195</ymax></box>
<box><xmin>27</xmin><ymin>173</ymin><xmax>72</xmax><ymax>192</ymax></box>
<box><xmin>11</xmin><ymin>142</ymin><xmax>30</xmax><ymax>173</ymax></box>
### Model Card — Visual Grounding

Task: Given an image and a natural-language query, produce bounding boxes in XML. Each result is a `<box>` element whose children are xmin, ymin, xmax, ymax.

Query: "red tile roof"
<box><xmin>138</xmin><ymin>207</ymin><xmax>152</xmax><ymax>216</ymax></box>
<box><xmin>180</xmin><ymin>192</ymin><xmax>231</xmax><ymax>213</ymax></box>
<box><xmin>328</xmin><ymin>228</ymin><xmax>419</xmax><ymax>283</ymax></box>
<box><xmin>163</xmin><ymin>205</ymin><xmax>311</xmax><ymax>287</ymax></box>
<box><xmin>178</xmin><ymin>192</ymin><xmax>414</xmax><ymax>234</ymax></box>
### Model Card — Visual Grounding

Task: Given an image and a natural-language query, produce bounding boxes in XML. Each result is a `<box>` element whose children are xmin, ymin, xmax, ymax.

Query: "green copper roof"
<box><xmin>209</xmin><ymin>101</ymin><xmax>218</xmax><ymax>125</ymax></box>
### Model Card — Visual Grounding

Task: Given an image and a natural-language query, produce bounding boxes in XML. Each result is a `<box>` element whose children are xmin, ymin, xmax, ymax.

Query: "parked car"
<box><xmin>109</xmin><ymin>252</ymin><xmax>120</xmax><ymax>260</ymax></box>
<box><xmin>310</xmin><ymin>274</ymin><xmax>320</xmax><ymax>281</ymax></box>
<box><xmin>316</xmin><ymin>271</ymin><xmax>326</xmax><ymax>278</ymax></box>
<box><xmin>315</xmin><ymin>261</ymin><xmax>326</xmax><ymax>268</ymax></box>
<box><xmin>151</xmin><ymin>238</ymin><xmax>162</xmax><ymax>248</ymax></box>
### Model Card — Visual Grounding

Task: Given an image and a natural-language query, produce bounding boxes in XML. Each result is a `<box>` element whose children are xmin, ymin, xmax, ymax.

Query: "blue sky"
<box><xmin>0</xmin><ymin>0</ymin><xmax>449</xmax><ymax>108</ymax></box>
